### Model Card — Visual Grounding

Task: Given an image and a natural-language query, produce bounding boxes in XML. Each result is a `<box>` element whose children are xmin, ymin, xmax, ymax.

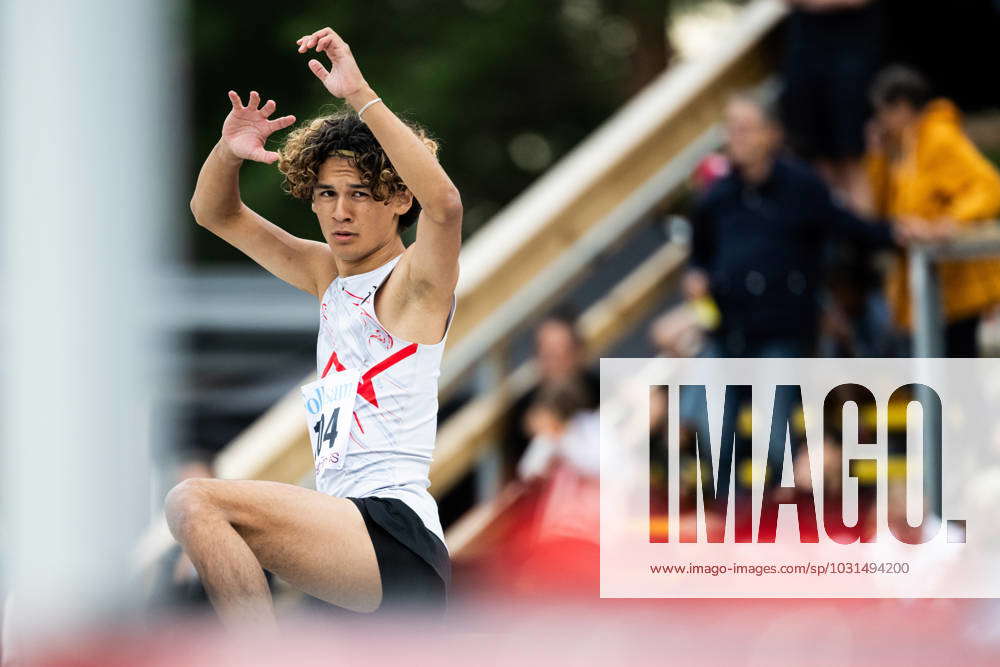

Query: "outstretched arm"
<box><xmin>806</xmin><ymin>170</ymin><xmax>900</xmax><ymax>248</ymax></box>
<box><xmin>298</xmin><ymin>28</ymin><xmax>463</xmax><ymax>300</ymax></box>
<box><xmin>190</xmin><ymin>91</ymin><xmax>335</xmax><ymax>298</ymax></box>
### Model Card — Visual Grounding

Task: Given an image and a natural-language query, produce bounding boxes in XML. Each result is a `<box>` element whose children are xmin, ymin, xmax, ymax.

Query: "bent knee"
<box><xmin>164</xmin><ymin>478</ymin><xmax>217</xmax><ymax>540</ymax></box>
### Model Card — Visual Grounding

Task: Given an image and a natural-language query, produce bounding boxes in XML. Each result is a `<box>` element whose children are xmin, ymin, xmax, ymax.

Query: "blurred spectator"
<box><xmin>780</xmin><ymin>0</ymin><xmax>884</xmax><ymax>209</ymax></box>
<box><xmin>866</xmin><ymin>66</ymin><xmax>1000</xmax><ymax>356</ymax></box>
<box><xmin>517</xmin><ymin>381</ymin><xmax>599</xmax><ymax>482</ymax></box>
<box><xmin>780</xmin><ymin>1</ymin><xmax>890</xmax><ymax>358</ymax></box>
<box><xmin>533</xmin><ymin>310</ymin><xmax>598</xmax><ymax>399</ymax></box>
<box><xmin>505</xmin><ymin>310</ymin><xmax>599</xmax><ymax>476</ymax></box>
<box><xmin>684</xmin><ymin>94</ymin><xmax>897</xmax><ymax>358</ymax></box>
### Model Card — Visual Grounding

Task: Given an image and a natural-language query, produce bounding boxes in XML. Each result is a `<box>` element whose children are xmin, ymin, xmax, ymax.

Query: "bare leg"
<box><xmin>165</xmin><ymin>481</ymin><xmax>277</xmax><ymax>627</ymax></box>
<box><xmin>165</xmin><ymin>478</ymin><xmax>382</xmax><ymax>629</ymax></box>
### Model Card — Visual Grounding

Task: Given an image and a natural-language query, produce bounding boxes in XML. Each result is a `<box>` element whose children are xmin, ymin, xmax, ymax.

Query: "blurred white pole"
<box><xmin>0</xmin><ymin>0</ymin><xmax>178</xmax><ymax>644</ymax></box>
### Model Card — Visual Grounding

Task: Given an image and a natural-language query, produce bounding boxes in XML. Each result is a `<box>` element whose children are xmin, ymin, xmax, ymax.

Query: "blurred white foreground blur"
<box><xmin>0</xmin><ymin>0</ymin><xmax>178</xmax><ymax>659</ymax></box>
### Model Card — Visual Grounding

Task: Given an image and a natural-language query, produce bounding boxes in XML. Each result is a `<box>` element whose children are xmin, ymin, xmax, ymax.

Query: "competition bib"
<box><xmin>300</xmin><ymin>368</ymin><xmax>360</xmax><ymax>472</ymax></box>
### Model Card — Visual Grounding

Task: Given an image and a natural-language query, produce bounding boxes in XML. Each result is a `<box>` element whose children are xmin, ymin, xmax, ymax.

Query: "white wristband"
<box><xmin>357</xmin><ymin>97</ymin><xmax>382</xmax><ymax>121</ymax></box>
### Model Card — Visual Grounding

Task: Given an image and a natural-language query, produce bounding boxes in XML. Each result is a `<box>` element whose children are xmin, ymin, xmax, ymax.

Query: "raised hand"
<box><xmin>221</xmin><ymin>90</ymin><xmax>296</xmax><ymax>164</ymax></box>
<box><xmin>296</xmin><ymin>28</ymin><xmax>369</xmax><ymax>101</ymax></box>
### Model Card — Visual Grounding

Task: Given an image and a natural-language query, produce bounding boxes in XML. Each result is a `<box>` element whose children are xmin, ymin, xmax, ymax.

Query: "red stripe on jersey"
<box><xmin>343</xmin><ymin>288</ymin><xmax>365</xmax><ymax>299</ymax></box>
<box><xmin>357</xmin><ymin>343</ymin><xmax>418</xmax><ymax>408</ymax></box>
<box><xmin>320</xmin><ymin>350</ymin><xmax>346</xmax><ymax>379</ymax></box>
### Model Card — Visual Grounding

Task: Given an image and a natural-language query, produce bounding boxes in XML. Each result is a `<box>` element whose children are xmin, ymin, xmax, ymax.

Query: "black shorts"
<box><xmin>348</xmin><ymin>496</ymin><xmax>450</xmax><ymax>615</ymax></box>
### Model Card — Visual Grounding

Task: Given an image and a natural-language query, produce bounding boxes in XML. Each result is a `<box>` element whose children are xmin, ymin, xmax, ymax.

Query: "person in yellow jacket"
<box><xmin>866</xmin><ymin>66</ymin><xmax>1000</xmax><ymax>356</ymax></box>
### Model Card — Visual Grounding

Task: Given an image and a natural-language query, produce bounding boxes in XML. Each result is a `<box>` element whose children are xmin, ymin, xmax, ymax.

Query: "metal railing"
<box><xmin>909</xmin><ymin>223</ymin><xmax>1000</xmax><ymax>357</ymax></box>
<box><xmin>908</xmin><ymin>222</ymin><xmax>1000</xmax><ymax>519</ymax></box>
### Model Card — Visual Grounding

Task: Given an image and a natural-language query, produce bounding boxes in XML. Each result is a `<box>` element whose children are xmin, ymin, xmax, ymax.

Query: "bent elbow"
<box><xmin>190</xmin><ymin>197</ymin><xmax>241</xmax><ymax>228</ymax></box>
<box><xmin>435</xmin><ymin>189</ymin><xmax>463</xmax><ymax>225</ymax></box>
<box><xmin>189</xmin><ymin>197</ymin><xmax>207</xmax><ymax>227</ymax></box>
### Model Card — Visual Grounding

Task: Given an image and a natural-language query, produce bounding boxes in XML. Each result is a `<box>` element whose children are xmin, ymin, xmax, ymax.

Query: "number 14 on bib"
<box><xmin>300</xmin><ymin>369</ymin><xmax>360</xmax><ymax>472</ymax></box>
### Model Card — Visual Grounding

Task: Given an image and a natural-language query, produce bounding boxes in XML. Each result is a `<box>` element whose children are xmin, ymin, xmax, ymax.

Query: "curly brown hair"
<box><xmin>277</xmin><ymin>109</ymin><xmax>439</xmax><ymax>232</ymax></box>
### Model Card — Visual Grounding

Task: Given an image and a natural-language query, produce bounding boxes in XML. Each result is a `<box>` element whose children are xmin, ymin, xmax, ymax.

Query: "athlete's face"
<box><xmin>311</xmin><ymin>157</ymin><xmax>413</xmax><ymax>260</ymax></box>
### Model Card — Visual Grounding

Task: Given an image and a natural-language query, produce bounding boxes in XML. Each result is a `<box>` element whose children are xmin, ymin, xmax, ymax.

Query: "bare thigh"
<box><xmin>185</xmin><ymin>478</ymin><xmax>381</xmax><ymax>612</ymax></box>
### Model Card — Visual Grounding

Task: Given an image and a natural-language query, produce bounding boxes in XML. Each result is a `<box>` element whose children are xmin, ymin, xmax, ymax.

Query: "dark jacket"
<box><xmin>690</xmin><ymin>156</ymin><xmax>894</xmax><ymax>347</ymax></box>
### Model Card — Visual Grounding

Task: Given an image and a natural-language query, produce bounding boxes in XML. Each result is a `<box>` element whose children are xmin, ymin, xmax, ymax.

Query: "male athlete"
<box><xmin>165</xmin><ymin>26</ymin><xmax>461</xmax><ymax>626</ymax></box>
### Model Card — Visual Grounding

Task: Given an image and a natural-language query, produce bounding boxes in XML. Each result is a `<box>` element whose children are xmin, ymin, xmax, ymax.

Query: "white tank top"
<box><xmin>314</xmin><ymin>253</ymin><xmax>454</xmax><ymax>546</ymax></box>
